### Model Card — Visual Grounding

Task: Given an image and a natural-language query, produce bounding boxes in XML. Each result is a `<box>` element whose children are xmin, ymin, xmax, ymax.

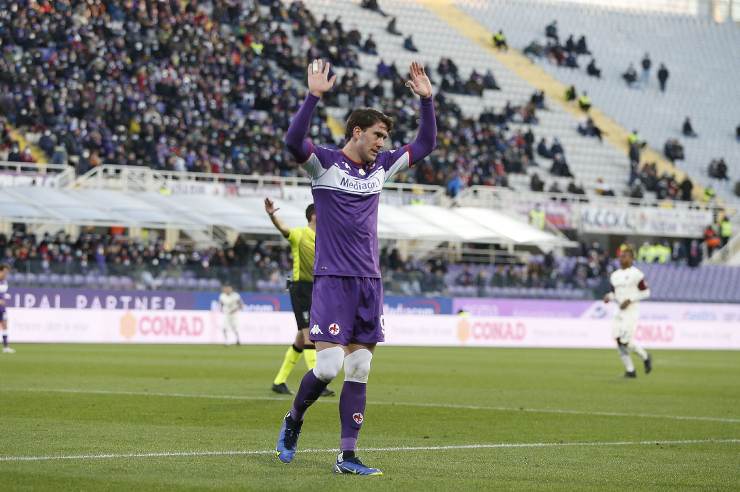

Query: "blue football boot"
<box><xmin>334</xmin><ymin>453</ymin><xmax>383</xmax><ymax>475</ymax></box>
<box><xmin>275</xmin><ymin>412</ymin><xmax>302</xmax><ymax>463</ymax></box>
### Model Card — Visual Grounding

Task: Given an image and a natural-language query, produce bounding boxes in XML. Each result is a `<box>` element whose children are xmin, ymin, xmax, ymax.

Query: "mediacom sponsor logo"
<box><xmin>119</xmin><ymin>312</ymin><xmax>205</xmax><ymax>340</ymax></box>
<box><xmin>457</xmin><ymin>319</ymin><xmax>526</xmax><ymax>343</ymax></box>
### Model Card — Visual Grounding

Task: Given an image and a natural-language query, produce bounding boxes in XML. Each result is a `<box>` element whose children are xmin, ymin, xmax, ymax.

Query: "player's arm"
<box><xmin>620</xmin><ymin>277</ymin><xmax>650</xmax><ymax>309</ymax></box>
<box><xmin>632</xmin><ymin>277</ymin><xmax>651</xmax><ymax>302</ymax></box>
<box><xmin>384</xmin><ymin>62</ymin><xmax>437</xmax><ymax>181</ymax></box>
<box><xmin>284</xmin><ymin>59</ymin><xmax>336</xmax><ymax>165</ymax></box>
<box><xmin>405</xmin><ymin>62</ymin><xmax>437</xmax><ymax>164</ymax></box>
<box><xmin>264</xmin><ymin>198</ymin><xmax>291</xmax><ymax>238</ymax></box>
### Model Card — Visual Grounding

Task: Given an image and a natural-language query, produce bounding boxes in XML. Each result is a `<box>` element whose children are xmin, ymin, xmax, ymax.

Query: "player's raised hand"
<box><xmin>405</xmin><ymin>61</ymin><xmax>432</xmax><ymax>98</ymax></box>
<box><xmin>264</xmin><ymin>198</ymin><xmax>279</xmax><ymax>216</ymax></box>
<box><xmin>307</xmin><ymin>59</ymin><xmax>337</xmax><ymax>98</ymax></box>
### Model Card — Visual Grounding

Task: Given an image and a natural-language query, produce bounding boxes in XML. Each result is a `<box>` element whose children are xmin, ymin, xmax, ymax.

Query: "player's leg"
<box><xmin>623</xmin><ymin>313</ymin><xmax>651</xmax><ymax>374</ymax></box>
<box><xmin>612</xmin><ymin>315</ymin><xmax>635</xmax><ymax>377</ymax></box>
<box><xmin>627</xmin><ymin>339</ymin><xmax>651</xmax><ymax>374</ymax></box>
<box><xmin>272</xmin><ymin>331</ymin><xmax>305</xmax><ymax>395</ymax></box>
<box><xmin>229</xmin><ymin>315</ymin><xmax>241</xmax><ymax>345</ymax></box>
<box><xmin>276</xmin><ymin>276</ymin><xmax>351</xmax><ymax>463</ymax></box>
<box><xmin>302</xmin><ymin>330</ymin><xmax>335</xmax><ymax>397</ymax></box>
<box><xmin>617</xmin><ymin>340</ymin><xmax>636</xmax><ymax>377</ymax></box>
<box><xmin>273</xmin><ymin>283</ymin><xmax>312</xmax><ymax>394</ymax></box>
<box><xmin>276</xmin><ymin>341</ymin><xmax>344</xmax><ymax>463</ymax></box>
<box><xmin>334</xmin><ymin>342</ymin><xmax>381</xmax><ymax>475</ymax></box>
<box><xmin>297</xmin><ymin>280</ymin><xmax>335</xmax><ymax>396</ymax></box>
<box><xmin>334</xmin><ymin>277</ymin><xmax>384</xmax><ymax>476</ymax></box>
<box><xmin>221</xmin><ymin>315</ymin><xmax>231</xmax><ymax>345</ymax></box>
<box><xmin>1</xmin><ymin>311</ymin><xmax>14</xmax><ymax>354</ymax></box>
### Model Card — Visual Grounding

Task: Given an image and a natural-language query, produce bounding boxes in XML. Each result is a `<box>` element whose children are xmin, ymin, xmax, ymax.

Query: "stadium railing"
<box><xmin>0</xmin><ymin>161</ymin><xmax>75</xmax><ymax>188</ymax></box>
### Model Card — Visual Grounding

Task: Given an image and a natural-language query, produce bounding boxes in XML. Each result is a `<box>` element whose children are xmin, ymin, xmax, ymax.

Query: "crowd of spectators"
<box><xmin>524</xmin><ymin>21</ymin><xmax>592</xmax><ymax>72</ymax></box>
<box><xmin>1</xmin><ymin>229</ymin><xmax>711</xmax><ymax>297</ymax></box>
<box><xmin>0</xmin><ymin>0</ymin><xmax>336</xmax><ymax>176</ymax></box>
<box><xmin>2</xmin><ymin>1</ymin><xmax>732</xmax><ymax>207</ymax></box>
<box><xmin>0</xmin><ymin>0</ymin><xmax>574</xmax><ymax>196</ymax></box>
<box><xmin>0</xmin><ymin>229</ymin><xmax>291</xmax><ymax>290</ymax></box>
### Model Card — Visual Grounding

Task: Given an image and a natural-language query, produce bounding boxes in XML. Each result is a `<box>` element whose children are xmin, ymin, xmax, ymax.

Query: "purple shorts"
<box><xmin>309</xmin><ymin>275</ymin><xmax>385</xmax><ymax>346</ymax></box>
<box><xmin>0</xmin><ymin>306</ymin><xmax>5</xmax><ymax>322</ymax></box>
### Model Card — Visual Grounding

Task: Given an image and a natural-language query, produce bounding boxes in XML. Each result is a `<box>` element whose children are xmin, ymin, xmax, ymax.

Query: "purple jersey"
<box><xmin>303</xmin><ymin>145</ymin><xmax>411</xmax><ymax>277</ymax></box>
<box><xmin>285</xmin><ymin>94</ymin><xmax>436</xmax><ymax>278</ymax></box>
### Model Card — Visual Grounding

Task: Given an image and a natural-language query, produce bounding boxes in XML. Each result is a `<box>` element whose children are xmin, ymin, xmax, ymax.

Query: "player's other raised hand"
<box><xmin>405</xmin><ymin>61</ymin><xmax>432</xmax><ymax>98</ymax></box>
<box><xmin>307</xmin><ymin>59</ymin><xmax>337</xmax><ymax>98</ymax></box>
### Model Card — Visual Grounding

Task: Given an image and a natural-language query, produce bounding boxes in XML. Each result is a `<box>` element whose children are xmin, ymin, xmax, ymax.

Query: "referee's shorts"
<box><xmin>289</xmin><ymin>280</ymin><xmax>313</xmax><ymax>330</ymax></box>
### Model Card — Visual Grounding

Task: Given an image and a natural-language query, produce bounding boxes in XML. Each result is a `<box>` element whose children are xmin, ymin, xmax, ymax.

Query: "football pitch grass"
<box><xmin>1</xmin><ymin>344</ymin><xmax>738</xmax><ymax>491</ymax></box>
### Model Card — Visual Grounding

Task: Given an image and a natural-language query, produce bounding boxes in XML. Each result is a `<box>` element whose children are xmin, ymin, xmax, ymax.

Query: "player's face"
<box><xmin>619</xmin><ymin>250</ymin><xmax>634</xmax><ymax>268</ymax></box>
<box><xmin>0</xmin><ymin>268</ymin><xmax>8</xmax><ymax>281</ymax></box>
<box><xmin>355</xmin><ymin>122</ymin><xmax>388</xmax><ymax>163</ymax></box>
<box><xmin>223</xmin><ymin>286</ymin><xmax>232</xmax><ymax>295</ymax></box>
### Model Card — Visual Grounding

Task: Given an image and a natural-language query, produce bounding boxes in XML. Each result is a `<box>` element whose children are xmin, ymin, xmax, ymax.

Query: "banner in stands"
<box><xmin>579</xmin><ymin>205</ymin><xmax>712</xmax><ymax>237</ymax></box>
<box><xmin>510</xmin><ymin>200</ymin><xmax>575</xmax><ymax>230</ymax></box>
<box><xmin>7</xmin><ymin>288</ymin><xmax>196</xmax><ymax>310</ymax></box>
<box><xmin>8</xmin><ymin>309</ymin><xmax>739</xmax><ymax>349</ymax></box>
<box><xmin>9</xmin><ymin>288</ymin><xmax>739</xmax><ymax>323</ymax></box>
<box><xmin>9</xmin><ymin>288</ymin><xmax>452</xmax><ymax>314</ymax></box>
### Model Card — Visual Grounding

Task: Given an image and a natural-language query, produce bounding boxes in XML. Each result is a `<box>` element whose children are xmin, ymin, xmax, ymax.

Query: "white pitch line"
<box><xmin>7</xmin><ymin>387</ymin><xmax>739</xmax><ymax>424</ymax></box>
<box><xmin>1</xmin><ymin>439</ymin><xmax>738</xmax><ymax>463</ymax></box>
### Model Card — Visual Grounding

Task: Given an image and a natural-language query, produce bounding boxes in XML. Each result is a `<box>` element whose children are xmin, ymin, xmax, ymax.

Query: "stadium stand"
<box><xmin>3</xmin><ymin>0</ymin><xmax>720</xmax><ymax>205</ymax></box>
<box><xmin>0</xmin><ymin>0</ymin><xmax>335</xmax><ymax>175</ymax></box>
<box><xmin>0</xmin><ymin>0</ymin><xmax>737</xmax><ymax>303</ymax></box>
<box><xmin>456</xmin><ymin>0</ymin><xmax>740</xmax><ymax>204</ymax></box>
<box><xmin>3</xmin><ymin>228</ymin><xmax>740</xmax><ymax>302</ymax></box>
<box><xmin>302</xmin><ymin>0</ymin><xmax>638</xmax><ymax>197</ymax></box>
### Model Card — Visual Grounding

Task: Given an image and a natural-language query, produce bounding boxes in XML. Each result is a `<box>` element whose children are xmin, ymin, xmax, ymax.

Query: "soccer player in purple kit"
<box><xmin>275</xmin><ymin>58</ymin><xmax>436</xmax><ymax>475</ymax></box>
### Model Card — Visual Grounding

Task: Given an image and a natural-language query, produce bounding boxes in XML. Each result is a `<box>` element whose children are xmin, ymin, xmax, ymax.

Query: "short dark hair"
<box><xmin>344</xmin><ymin>108</ymin><xmax>393</xmax><ymax>141</ymax></box>
<box><xmin>0</xmin><ymin>263</ymin><xmax>9</xmax><ymax>271</ymax></box>
<box><xmin>305</xmin><ymin>203</ymin><xmax>316</xmax><ymax>222</ymax></box>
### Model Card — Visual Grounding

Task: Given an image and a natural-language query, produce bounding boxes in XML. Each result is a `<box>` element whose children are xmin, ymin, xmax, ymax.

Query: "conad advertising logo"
<box><xmin>119</xmin><ymin>311</ymin><xmax>206</xmax><ymax>340</ymax></box>
<box><xmin>634</xmin><ymin>323</ymin><xmax>675</xmax><ymax>343</ymax></box>
<box><xmin>457</xmin><ymin>318</ymin><xmax>527</xmax><ymax>343</ymax></box>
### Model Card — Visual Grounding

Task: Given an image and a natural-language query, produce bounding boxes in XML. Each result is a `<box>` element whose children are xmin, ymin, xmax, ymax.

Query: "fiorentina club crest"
<box><xmin>352</xmin><ymin>412</ymin><xmax>364</xmax><ymax>424</ymax></box>
<box><xmin>328</xmin><ymin>323</ymin><xmax>341</xmax><ymax>336</ymax></box>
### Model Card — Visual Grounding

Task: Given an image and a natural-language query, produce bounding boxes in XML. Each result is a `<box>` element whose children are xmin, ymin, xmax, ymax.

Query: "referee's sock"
<box><xmin>303</xmin><ymin>344</ymin><xmax>317</xmax><ymax>370</ymax></box>
<box><xmin>273</xmin><ymin>344</ymin><xmax>303</xmax><ymax>386</ymax></box>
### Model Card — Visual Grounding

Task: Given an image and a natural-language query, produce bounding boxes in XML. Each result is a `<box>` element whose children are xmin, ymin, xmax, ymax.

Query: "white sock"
<box><xmin>618</xmin><ymin>346</ymin><xmax>635</xmax><ymax>372</ymax></box>
<box><xmin>628</xmin><ymin>341</ymin><xmax>648</xmax><ymax>361</ymax></box>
